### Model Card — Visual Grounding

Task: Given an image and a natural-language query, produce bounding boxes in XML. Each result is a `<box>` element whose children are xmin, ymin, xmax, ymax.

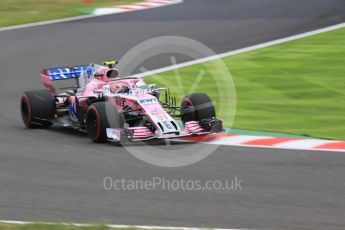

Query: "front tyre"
<box><xmin>180</xmin><ymin>93</ymin><xmax>216</xmax><ymax>124</ymax></box>
<box><xmin>21</xmin><ymin>89</ymin><xmax>55</xmax><ymax>128</ymax></box>
<box><xmin>86</xmin><ymin>102</ymin><xmax>123</xmax><ymax>143</ymax></box>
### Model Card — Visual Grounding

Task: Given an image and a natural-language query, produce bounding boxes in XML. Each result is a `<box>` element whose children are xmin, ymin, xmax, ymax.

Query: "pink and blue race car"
<box><xmin>20</xmin><ymin>61</ymin><xmax>223</xmax><ymax>143</ymax></box>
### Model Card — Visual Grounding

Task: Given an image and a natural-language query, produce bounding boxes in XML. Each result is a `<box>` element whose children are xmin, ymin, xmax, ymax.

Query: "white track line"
<box><xmin>0</xmin><ymin>0</ymin><xmax>183</xmax><ymax>32</ymax></box>
<box><xmin>138</xmin><ymin>22</ymin><xmax>345</xmax><ymax>78</ymax></box>
<box><xmin>0</xmin><ymin>220</ymin><xmax>254</xmax><ymax>230</ymax></box>
<box><xmin>0</xmin><ymin>15</ymin><xmax>101</xmax><ymax>32</ymax></box>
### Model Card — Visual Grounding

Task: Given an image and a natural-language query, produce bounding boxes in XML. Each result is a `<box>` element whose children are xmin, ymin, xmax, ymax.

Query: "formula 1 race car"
<box><xmin>20</xmin><ymin>61</ymin><xmax>223</xmax><ymax>143</ymax></box>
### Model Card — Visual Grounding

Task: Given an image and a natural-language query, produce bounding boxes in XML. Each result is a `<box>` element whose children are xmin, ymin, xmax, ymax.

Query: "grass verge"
<box><xmin>145</xmin><ymin>28</ymin><xmax>345</xmax><ymax>140</ymax></box>
<box><xmin>0</xmin><ymin>0</ymin><xmax>138</xmax><ymax>27</ymax></box>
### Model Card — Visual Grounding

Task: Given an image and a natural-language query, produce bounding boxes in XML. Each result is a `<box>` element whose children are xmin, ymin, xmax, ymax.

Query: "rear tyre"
<box><xmin>180</xmin><ymin>93</ymin><xmax>216</xmax><ymax>124</ymax></box>
<box><xmin>86</xmin><ymin>102</ymin><xmax>123</xmax><ymax>143</ymax></box>
<box><xmin>21</xmin><ymin>89</ymin><xmax>55</xmax><ymax>128</ymax></box>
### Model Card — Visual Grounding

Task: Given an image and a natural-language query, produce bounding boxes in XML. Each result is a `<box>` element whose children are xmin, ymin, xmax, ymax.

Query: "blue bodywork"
<box><xmin>47</xmin><ymin>66</ymin><xmax>88</xmax><ymax>80</ymax></box>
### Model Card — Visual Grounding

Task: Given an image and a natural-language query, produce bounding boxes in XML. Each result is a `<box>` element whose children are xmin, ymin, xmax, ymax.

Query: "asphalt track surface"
<box><xmin>1</xmin><ymin>0</ymin><xmax>345</xmax><ymax>229</ymax></box>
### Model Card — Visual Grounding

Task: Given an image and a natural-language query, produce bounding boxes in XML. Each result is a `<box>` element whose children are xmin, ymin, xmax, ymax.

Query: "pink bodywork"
<box><xmin>41</xmin><ymin>65</ymin><xmax>206</xmax><ymax>140</ymax></box>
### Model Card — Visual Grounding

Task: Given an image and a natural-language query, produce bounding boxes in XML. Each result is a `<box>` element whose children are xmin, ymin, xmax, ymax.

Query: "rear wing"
<box><xmin>41</xmin><ymin>65</ymin><xmax>89</xmax><ymax>95</ymax></box>
<box><xmin>42</xmin><ymin>66</ymin><xmax>89</xmax><ymax>80</ymax></box>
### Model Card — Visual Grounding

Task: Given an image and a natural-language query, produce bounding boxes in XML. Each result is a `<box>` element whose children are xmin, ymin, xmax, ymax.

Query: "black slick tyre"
<box><xmin>180</xmin><ymin>93</ymin><xmax>216</xmax><ymax>124</ymax></box>
<box><xmin>21</xmin><ymin>89</ymin><xmax>55</xmax><ymax>128</ymax></box>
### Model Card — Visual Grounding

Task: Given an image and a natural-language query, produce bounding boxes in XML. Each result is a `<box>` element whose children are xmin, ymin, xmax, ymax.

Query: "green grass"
<box><xmin>145</xmin><ymin>28</ymin><xmax>345</xmax><ymax>140</ymax></box>
<box><xmin>0</xmin><ymin>0</ymin><xmax>138</xmax><ymax>27</ymax></box>
<box><xmin>0</xmin><ymin>223</ymin><xmax>144</xmax><ymax>230</ymax></box>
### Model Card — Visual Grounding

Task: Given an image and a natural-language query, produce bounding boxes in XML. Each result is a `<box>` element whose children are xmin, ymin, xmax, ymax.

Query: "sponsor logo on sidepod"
<box><xmin>139</xmin><ymin>98</ymin><xmax>158</xmax><ymax>104</ymax></box>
